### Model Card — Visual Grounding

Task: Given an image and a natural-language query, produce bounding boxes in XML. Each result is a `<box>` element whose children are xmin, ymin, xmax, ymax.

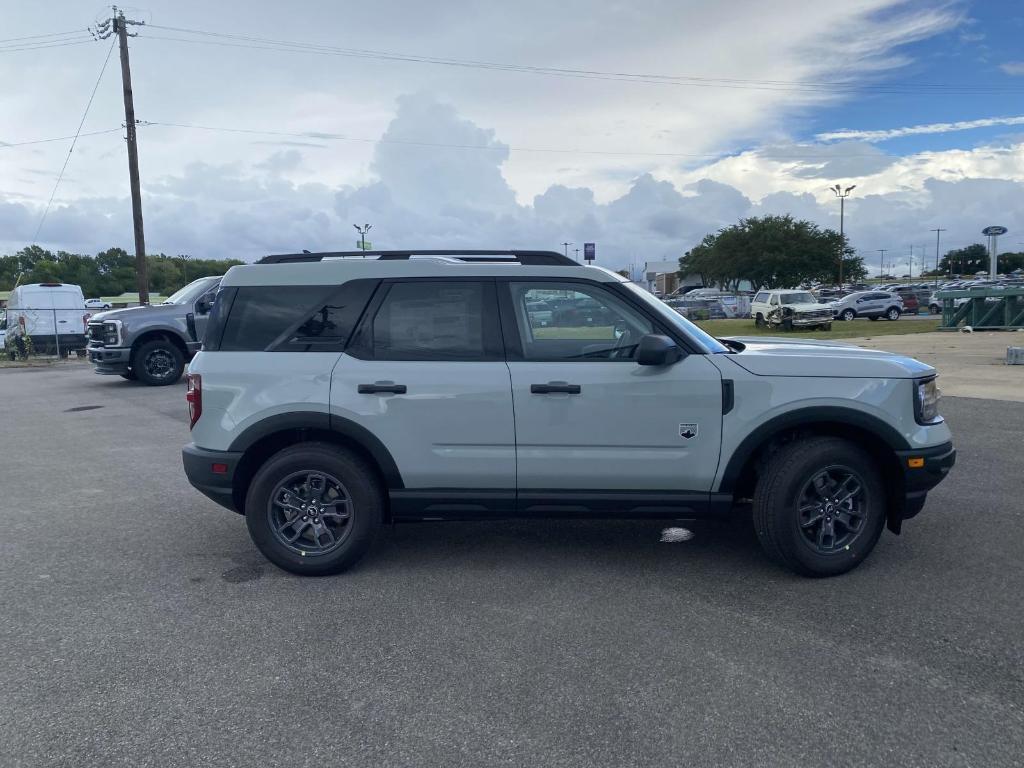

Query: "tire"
<box><xmin>132</xmin><ymin>339</ymin><xmax>184</xmax><ymax>386</ymax></box>
<box><xmin>820</xmin><ymin>323</ymin><xmax>832</xmax><ymax>331</ymax></box>
<box><xmin>782</xmin><ymin>318</ymin><xmax>793</xmax><ymax>331</ymax></box>
<box><xmin>841</xmin><ymin>309</ymin><xmax>856</xmax><ymax>321</ymax></box>
<box><xmin>119</xmin><ymin>369</ymin><xmax>137</xmax><ymax>380</ymax></box>
<box><xmin>752</xmin><ymin>436</ymin><xmax>886</xmax><ymax>577</ymax></box>
<box><xmin>930</xmin><ymin>304</ymin><xmax>941</xmax><ymax>315</ymax></box>
<box><xmin>245</xmin><ymin>443</ymin><xmax>383</xmax><ymax>576</ymax></box>
<box><xmin>886</xmin><ymin>307</ymin><xmax>901</xmax><ymax>321</ymax></box>
<box><xmin>754</xmin><ymin>313</ymin><xmax>765</xmax><ymax>328</ymax></box>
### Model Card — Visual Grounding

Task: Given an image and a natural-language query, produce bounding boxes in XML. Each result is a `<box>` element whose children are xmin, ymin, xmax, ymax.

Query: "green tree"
<box><xmin>936</xmin><ymin>244</ymin><xmax>1024</xmax><ymax>276</ymax></box>
<box><xmin>678</xmin><ymin>215</ymin><xmax>865</xmax><ymax>290</ymax></box>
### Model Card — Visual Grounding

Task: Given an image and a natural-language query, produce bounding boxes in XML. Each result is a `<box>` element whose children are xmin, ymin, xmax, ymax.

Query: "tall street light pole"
<box><xmin>877</xmin><ymin>249</ymin><xmax>887</xmax><ymax>280</ymax></box>
<box><xmin>574</xmin><ymin>247</ymin><xmax>580</xmax><ymax>262</ymax></box>
<box><xmin>562</xmin><ymin>241</ymin><xmax>573</xmax><ymax>258</ymax></box>
<box><xmin>930</xmin><ymin>228</ymin><xmax>946</xmax><ymax>285</ymax></box>
<box><xmin>353</xmin><ymin>223</ymin><xmax>371</xmax><ymax>257</ymax></box>
<box><xmin>830</xmin><ymin>184</ymin><xmax>856</xmax><ymax>287</ymax></box>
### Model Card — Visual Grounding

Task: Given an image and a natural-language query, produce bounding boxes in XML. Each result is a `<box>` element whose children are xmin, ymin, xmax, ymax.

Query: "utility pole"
<box><xmin>830</xmin><ymin>184</ymin><xmax>856</xmax><ymax>287</ymax></box>
<box><xmin>930</xmin><ymin>228</ymin><xmax>946</xmax><ymax>285</ymax></box>
<box><xmin>99</xmin><ymin>8</ymin><xmax>149</xmax><ymax>304</ymax></box>
<box><xmin>908</xmin><ymin>246</ymin><xmax>914</xmax><ymax>280</ymax></box>
<box><xmin>562</xmin><ymin>241</ymin><xmax>573</xmax><ymax>258</ymax></box>
<box><xmin>877</xmin><ymin>249</ymin><xmax>887</xmax><ymax>280</ymax></box>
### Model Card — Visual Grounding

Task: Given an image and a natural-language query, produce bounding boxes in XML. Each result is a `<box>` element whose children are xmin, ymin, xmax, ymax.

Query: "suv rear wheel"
<box><xmin>245</xmin><ymin>443</ymin><xmax>382</xmax><ymax>576</ymax></box>
<box><xmin>133</xmin><ymin>339</ymin><xmax>184</xmax><ymax>386</ymax></box>
<box><xmin>752</xmin><ymin>436</ymin><xmax>886</xmax><ymax>577</ymax></box>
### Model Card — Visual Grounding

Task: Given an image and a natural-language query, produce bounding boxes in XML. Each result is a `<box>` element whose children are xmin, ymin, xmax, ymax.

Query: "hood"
<box><xmin>723</xmin><ymin>336</ymin><xmax>934</xmax><ymax>379</ymax></box>
<box><xmin>784</xmin><ymin>302</ymin><xmax>830</xmax><ymax>313</ymax></box>
<box><xmin>88</xmin><ymin>303</ymin><xmax>184</xmax><ymax>324</ymax></box>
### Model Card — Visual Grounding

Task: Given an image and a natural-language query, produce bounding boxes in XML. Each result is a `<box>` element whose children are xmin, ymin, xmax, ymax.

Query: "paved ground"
<box><xmin>1</xmin><ymin>366</ymin><xmax>1022</xmax><ymax>768</ymax></box>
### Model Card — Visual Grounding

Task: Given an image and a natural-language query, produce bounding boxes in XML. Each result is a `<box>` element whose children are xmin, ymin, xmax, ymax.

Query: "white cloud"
<box><xmin>1000</xmin><ymin>62</ymin><xmax>1024</xmax><ymax>76</ymax></box>
<box><xmin>816</xmin><ymin>115</ymin><xmax>1024</xmax><ymax>143</ymax></box>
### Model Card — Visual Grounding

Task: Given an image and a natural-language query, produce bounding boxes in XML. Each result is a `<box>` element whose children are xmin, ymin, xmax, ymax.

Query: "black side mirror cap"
<box><xmin>636</xmin><ymin>334</ymin><xmax>683</xmax><ymax>366</ymax></box>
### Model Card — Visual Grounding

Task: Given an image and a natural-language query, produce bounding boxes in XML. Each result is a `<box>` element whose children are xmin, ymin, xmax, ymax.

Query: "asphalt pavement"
<box><xmin>1</xmin><ymin>363</ymin><xmax>1021</xmax><ymax>767</ymax></box>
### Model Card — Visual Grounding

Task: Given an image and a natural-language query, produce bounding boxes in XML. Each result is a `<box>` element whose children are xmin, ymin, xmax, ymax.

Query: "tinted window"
<box><xmin>363</xmin><ymin>281</ymin><xmax>496</xmax><ymax>361</ymax></box>
<box><xmin>218</xmin><ymin>280</ymin><xmax>377</xmax><ymax>352</ymax></box>
<box><xmin>509</xmin><ymin>282</ymin><xmax>653</xmax><ymax>361</ymax></box>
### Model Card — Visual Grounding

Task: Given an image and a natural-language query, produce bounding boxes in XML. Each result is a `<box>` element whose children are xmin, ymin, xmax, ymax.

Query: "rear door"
<box><xmin>499</xmin><ymin>279</ymin><xmax>723</xmax><ymax>509</ymax></box>
<box><xmin>330</xmin><ymin>279</ymin><xmax>516</xmax><ymax>510</ymax></box>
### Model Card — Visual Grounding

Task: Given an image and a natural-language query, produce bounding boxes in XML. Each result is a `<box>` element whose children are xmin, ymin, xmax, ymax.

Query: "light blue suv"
<box><xmin>182</xmin><ymin>250</ymin><xmax>955</xmax><ymax>578</ymax></box>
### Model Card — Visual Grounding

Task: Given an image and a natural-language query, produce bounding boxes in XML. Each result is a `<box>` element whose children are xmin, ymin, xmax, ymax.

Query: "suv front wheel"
<box><xmin>245</xmin><ymin>443</ymin><xmax>382</xmax><ymax>576</ymax></box>
<box><xmin>752</xmin><ymin>436</ymin><xmax>886</xmax><ymax>577</ymax></box>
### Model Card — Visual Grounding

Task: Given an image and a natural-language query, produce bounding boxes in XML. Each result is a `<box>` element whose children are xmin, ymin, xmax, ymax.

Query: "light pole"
<box><xmin>574</xmin><ymin>247</ymin><xmax>580</xmax><ymax>262</ymax></box>
<box><xmin>930</xmin><ymin>228</ymin><xmax>946</xmax><ymax>285</ymax></box>
<box><xmin>877</xmin><ymin>249</ymin><xmax>887</xmax><ymax>280</ymax></box>
<box><xmin>353</xmin><ymin>223</ymin><xmax>372</xmax><ymax>256</ymax></box>
<box><xmin>830</xmin><ymin>184</ymin><xmax>856</xmax><ymax>287</ymax></box>
<box><xmin>562</xmin><ymin>241</ymin><xmax>573</xmax><ymax>258</ymax></box>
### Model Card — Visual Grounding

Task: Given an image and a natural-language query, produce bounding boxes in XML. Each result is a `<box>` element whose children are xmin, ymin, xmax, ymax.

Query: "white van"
<box><xmin>5</xmin><ymin>283</ymin><xmax>89</xmax><ymax>357</ymax></box>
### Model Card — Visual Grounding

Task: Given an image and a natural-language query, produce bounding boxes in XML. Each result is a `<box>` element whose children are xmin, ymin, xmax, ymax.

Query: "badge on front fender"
<box><xmin>679</xmin><ymin>423</ymin><xmax>698</xmax><ymax>440</ymax></box>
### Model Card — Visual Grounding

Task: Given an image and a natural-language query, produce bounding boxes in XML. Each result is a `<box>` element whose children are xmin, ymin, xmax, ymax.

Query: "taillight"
<box><xmin>186</xmin><ymin>373</ymin><xmax>202</xmax><ymax>429</ymax></box>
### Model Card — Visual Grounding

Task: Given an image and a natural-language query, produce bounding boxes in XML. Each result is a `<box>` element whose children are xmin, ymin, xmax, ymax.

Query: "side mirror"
<box><xmin>195</xmin><ymin>298</ymin><xmax>211</xmax><ymax>315</ymax></box>
<box><xmin>636</xmin><ymin>334</ymin><xmax>683</xmax><ymax>366</ymax></box>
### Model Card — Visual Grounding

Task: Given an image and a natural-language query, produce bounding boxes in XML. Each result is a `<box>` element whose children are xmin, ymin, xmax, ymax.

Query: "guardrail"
<box><xmin>936</xmin><ymin>287</ymin><xmax>1024</xmax><ymax>330</ymax></box>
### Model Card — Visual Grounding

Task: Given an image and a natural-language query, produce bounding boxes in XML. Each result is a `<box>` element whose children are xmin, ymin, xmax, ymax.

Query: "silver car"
<box><xmin>830</xmin><ymin>291</ymin><xmax>904</xmax><ymax>322</ymax></box>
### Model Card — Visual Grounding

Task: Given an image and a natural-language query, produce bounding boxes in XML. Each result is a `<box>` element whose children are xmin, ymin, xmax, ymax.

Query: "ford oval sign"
<box><xmin>982</xmin><ymin>225</ymin><xmax>1008</xmax><ymax>236</ymax></box>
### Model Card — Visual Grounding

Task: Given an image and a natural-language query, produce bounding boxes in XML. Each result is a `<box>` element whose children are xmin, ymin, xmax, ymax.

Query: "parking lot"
<box><xmin>1</xmin><ymin>363</ymin><xmax>1022</xmax><ymax>767</ymax></box>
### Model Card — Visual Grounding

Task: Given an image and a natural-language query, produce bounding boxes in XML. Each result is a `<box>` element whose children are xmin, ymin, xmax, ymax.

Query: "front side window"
<box><xmin>361</xmin><ymin>281</ymin><xmax>497</xmax><ymax>361</ymax></box>
<box><xmin>508</xmin><ymin>282</ymin><xmax>653</xmax><ymax>361</ymax></box>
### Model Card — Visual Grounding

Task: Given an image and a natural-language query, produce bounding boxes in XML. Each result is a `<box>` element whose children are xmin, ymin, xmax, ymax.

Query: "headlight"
<box><xmin>914</xmin><ymin>378</ymin><xmax>942</xmax><ymax>424</ymax></box>
<box><xmin>103</xmin><ymin>321</ymin><xmax>121</xmax><ymax>346</ymax></box>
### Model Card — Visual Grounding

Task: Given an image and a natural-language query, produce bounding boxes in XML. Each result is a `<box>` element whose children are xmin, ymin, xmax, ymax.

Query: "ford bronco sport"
<box><xmin>182</xmin><ymin>250</ymin><xmax>955</xmax><ymax>577</ymax></box>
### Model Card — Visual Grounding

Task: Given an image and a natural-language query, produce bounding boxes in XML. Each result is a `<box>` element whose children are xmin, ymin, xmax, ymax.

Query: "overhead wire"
<box><xmin>32</xmin><ymin>38</ymin><xmax>116</xmax><ymax>241</ymax></box>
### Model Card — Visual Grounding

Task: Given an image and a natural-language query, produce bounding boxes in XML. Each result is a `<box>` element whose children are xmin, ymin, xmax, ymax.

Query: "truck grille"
<box><xmin>88</xmin><ymin>324</ymin><xmax>105</xmax><ymax>343</ymax></box>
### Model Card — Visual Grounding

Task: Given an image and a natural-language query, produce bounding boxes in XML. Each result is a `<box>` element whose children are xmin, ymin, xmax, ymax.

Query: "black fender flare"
<box><xmin>227</xmin><ymin>411</ymin><xmax>404</xmax><ymax>488</ymax></box>
<box><xmin>717</xmin><ymin>406</ymin><xmax>911</xmax><ymax>493</ymax></box>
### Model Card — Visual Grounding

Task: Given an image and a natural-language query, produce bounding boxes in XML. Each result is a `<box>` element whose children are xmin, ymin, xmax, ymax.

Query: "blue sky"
<box><xmin>1</xmin><ymin>0</ymin><xmax>1022</xmax><ymax>271</ymax></box>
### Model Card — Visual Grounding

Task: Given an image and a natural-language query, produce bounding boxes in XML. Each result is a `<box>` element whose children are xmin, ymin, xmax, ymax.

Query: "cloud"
<box><xmin>816</xmin><ymin>115</ymin><xmax>1024</xmax><ymax>143</ymax></box>
<box><xmin>1000</xmin><ymin>62</ymin><xmax>1024</xmax><ymax>76</ymax></box>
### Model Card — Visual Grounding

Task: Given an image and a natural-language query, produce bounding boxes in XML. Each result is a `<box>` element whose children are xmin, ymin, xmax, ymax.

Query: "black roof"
<box><xmin>258</xmin><ymin>249</ymin><xmax>579</xmax><ymax>266</ymax></box>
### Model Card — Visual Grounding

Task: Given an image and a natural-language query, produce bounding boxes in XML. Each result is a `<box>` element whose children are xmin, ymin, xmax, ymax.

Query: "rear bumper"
<box><xmin>889</xmin><ymin>441</ymin><xmax>956</xmax><ymax>531</ymax></box>
<box><xmin>182</xmin><ymin>443</ymin><xmax>243</xmax><ymax>513</ymax></box>
<box><xmin>88</xmin><ymin>345</ymin><xmax>131</xmax><ymax>374</ymax></box>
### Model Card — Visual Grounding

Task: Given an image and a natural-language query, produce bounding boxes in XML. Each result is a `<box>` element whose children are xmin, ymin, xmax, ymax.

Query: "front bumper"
<box><xmin>889</xmin><ymin>441</ymin><xmax>956</xmax><ymax>531</ymax></box>
<box><xmin>183</xmin><ymin>443</ymin><xmax>244</xmax><ymax>513</ymax></box>
<box><xmin>791</xmin><ymin>314</ymin><xmax>832</xmax><ymax>326</ymax></box>
<box><xmin>87</xmin><ymin>344</ymin><xmax>131</xmax><ymax>374</ymax></box>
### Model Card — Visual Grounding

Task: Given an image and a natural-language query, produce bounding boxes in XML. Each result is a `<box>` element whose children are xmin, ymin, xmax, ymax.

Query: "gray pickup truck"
<box><xmin>87</xmin><ymin>275</ymin><xmax>221</xmax><ymax>385</ymax></box>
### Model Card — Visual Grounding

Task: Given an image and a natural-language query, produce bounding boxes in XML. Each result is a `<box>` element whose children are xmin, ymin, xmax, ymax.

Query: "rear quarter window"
<box><xmin>214</xmin><ymin>280</ymin><xmax>378</xmax><ymax>352</ymax></box>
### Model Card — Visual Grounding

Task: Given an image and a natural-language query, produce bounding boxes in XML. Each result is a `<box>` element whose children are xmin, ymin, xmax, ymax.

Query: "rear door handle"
<box><xmin>358</xmin><ymin>382</ymin><xmax>407</xmax><ymax>394</ymax></box>
<box><xmin>530</xmin><ymin>382</ymin><xmax>581</xmax><ymax>394</ymax></box>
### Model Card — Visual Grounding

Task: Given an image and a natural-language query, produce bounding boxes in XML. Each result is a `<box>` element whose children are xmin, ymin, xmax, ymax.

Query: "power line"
<box><xmin>139</xmin><ymin>24</ymin><xmax>1024</xmax><ymax>95</ymax></box>
<box><xmin>0</xmin><ymin>127</ymin><xmax>122</xmax><ymax>148</ymax></box>
<box><xmin>33</xmin><ymin>38</ymin><xmax>116</xmax><ymax>242</ymax></box>
<box><xmin>139</xmin><ymin>120</ymin><xmax>899</xmax><ymax>160</ymax></box>
<box><xmin>0</xmin><ymin>39</ymin><xmax>95</xmax><ymax>53</ymax></box>
<box><xmin>0</xmin><ymin>29</ymin><xmax>89</xmax><ymax>44</ymax></box>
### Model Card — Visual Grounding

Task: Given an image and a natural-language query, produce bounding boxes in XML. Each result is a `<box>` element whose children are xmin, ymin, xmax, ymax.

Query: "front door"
<box><xmin>499</xmin><ymin>279</ymin><xmax>723</xmax><ymax>509</ymax></box>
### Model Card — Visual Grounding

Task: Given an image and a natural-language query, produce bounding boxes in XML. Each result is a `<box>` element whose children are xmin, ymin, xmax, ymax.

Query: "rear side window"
<box><xmin>216</xmin><ymin>280</ymin><xmax>377</xmax><ymax>352</ymax></box>
<box><xmin>350</xmin><ymin>280</ymin><xmax>500</xmax><ymax>361</ymax></box>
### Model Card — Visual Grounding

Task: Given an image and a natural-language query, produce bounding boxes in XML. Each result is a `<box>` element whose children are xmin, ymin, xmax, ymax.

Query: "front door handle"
<box><xmin>530</xmin><ymin>382</ymin><xmax>581</xmax><ymax>394</ymax></box>
<box><xmin>358</xmin><ymin>382</ymin><xmax>407</xmax><ymax>394</ymax></box>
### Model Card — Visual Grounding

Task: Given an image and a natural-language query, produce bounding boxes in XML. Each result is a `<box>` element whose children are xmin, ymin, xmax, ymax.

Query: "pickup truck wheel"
<box><xmin>119</xmin><ymin>369</ymin><xmax>137</xmax><ymax>380</ymax></box>
<box><xmin>754</xmin><ymin>313</ymin><xmax>765</xmax><ymax>328</ymax></box>
<box><xmin>782</xmin><ymin>318</ymin><xmax>793</xmax><ymax>331</ymax></box>
<box><xmin>245</xmin><ymin>443</ymin><xmax>382</xmax><ymax>576</ymax></box>
<box><xmin>132</xmin><ymin>339</ymin><xmax>184</xmax><ymax>386</ymax></box>
<box><xmin>752</xmin><ymin>436</ymin><xmax>886</xmax><ymax>577</ymax></box>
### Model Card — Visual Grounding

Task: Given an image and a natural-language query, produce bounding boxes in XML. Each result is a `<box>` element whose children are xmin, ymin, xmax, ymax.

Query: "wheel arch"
<box><xmin>227</xmin><ymin>413</ymin><xmax>403</xmax><ymax>516</ymax></box>
<box><xmin>130</xmin><ymin>328</ymin><xmax>189</xmax><ymax>358</ymax></box>
<box><xmin>718</xmin><ymin>407</ymin><xmax>909</xmax><ymax>516</ymax></box>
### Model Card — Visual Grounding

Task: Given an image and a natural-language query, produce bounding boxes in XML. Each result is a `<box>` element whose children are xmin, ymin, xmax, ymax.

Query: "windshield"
<box><xmin>620</xmin><ymin>281</ymin><xmax>729</xmax><ymax>354</ymax></box>
<box><xmin>780</xmin><ymin>292</ymin><xmax>816</xmax><ymax>304</ymax></box>
<box><xmin>162</xmin><ymin>276</ymin><xmax>220</xmax><ymax>305</ymax></box>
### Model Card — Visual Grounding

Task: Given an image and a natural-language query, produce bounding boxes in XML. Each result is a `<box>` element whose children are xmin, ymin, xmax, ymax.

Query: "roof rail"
<box><xmin>257</xmin><ymin>249</ymin><xmax>579</xmax><ymax>266</ymax></box>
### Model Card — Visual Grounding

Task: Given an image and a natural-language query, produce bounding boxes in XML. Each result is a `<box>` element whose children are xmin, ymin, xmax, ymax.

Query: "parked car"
<box><xmin>4</xmin><ymin>282</ymin><xmax>89</xmax><ymax>358</ymax></box>
<box><xmin>87</xmin><ymin>275</ymin><xmax>222</xmax><ymax>385</ymax></box>
<box><xmin>830</xmin><ymin>291</ymin><xmax>904</xmax><ymax>322</ymax></box>
<box><xmin>750</xmin><ymin>290</ymin><xmax>833</xmax><ymax>330</ymax></box>
<box><xmin>84</xmin><ymin>298</ymin><xmax>113</xmax><ymax>309</ymax></box>
<box><xmin>183</xmin><ymin>249</ymin><xmax>955</xmax><ymax>578</ymax></box>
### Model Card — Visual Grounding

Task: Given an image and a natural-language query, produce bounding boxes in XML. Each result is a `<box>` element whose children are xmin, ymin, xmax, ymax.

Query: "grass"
<box><xmin>695</xmin><ymin>317</ymin><xmax>941</xmax><ymax>339</ymax></box>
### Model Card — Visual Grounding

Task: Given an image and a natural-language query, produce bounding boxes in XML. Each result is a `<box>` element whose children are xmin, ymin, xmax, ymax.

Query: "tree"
<box><xmin>678</xmin><ymin>215</ymin><xmax>865</xmax><ymax>290</ymax></box>
<box><xmin>937</xmin><ymin>244</ymin><xmax>1024</xmax><ymax>276</ymax></box>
